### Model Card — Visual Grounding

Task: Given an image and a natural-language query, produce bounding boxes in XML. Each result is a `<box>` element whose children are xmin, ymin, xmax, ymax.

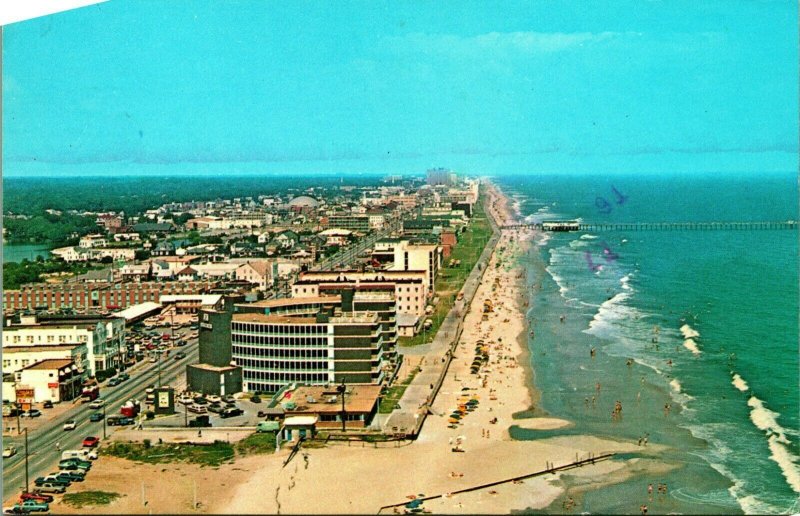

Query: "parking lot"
<box><xmin>143</xmin><ymin>394</ymin><xmax>267</xmax><ymax>430</ymax></box>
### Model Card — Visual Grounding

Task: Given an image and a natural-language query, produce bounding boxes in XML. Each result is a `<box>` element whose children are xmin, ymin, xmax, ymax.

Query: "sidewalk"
<box><xmin>384</xmin><ymin>183</ymin><xmax>502</xmax><ymax>435</ymax></box>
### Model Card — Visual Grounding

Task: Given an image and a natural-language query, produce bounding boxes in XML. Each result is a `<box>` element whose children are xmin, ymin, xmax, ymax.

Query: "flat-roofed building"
<box><xmin>1</xmin><ymin>344</ymin><xmax>90</xmax><ymax>378</ymax></box>
<box><xmin>390</xmin><ymin>241</ymin><xmax>442</xmax><ymax>292</ymax></box>
<box><xmin>278</xmin><ymin>384</ymin><xmax>381</xmax><ymax>429</ymax></box>
<box><xmin>292</xmin><ymin>270</ymin><xmax>428</xmax><ymax>320</ymax></box>
<box><xmin>14</xmin><ymin>358</ymin><xmax>84</xmax><ymax>403</ymax></box>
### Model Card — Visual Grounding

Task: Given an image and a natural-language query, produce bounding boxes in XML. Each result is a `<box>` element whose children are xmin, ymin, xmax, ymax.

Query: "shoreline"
<box><xmin>44</xmin><ymin>180</ymin><xmax>657</xmax><ymax>515</ymax></box>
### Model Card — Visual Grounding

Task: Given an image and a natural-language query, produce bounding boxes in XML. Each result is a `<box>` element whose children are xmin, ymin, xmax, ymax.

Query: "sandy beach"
<box><xmin>43</xmin><ymin>182</ymin><xmax>661</xmax><ymax>515</ymax></box>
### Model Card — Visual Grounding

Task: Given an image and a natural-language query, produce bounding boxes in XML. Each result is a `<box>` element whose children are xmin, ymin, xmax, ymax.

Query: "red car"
<box><xmin>82</xmin><ymin>436</ymin><xmax>99</xmax><ymax>448</ymax></box>
<box><xmin>20</xmin><ymin>492</ymin><xmax>53</xmax><ymax>503</ymax></box>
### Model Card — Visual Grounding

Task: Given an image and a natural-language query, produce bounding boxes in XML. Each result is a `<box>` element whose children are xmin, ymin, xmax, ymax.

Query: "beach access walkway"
<box><xmin>383</xmin><ymin>185</ymin><xmax>502</xmax><ymax>436</ymax></box>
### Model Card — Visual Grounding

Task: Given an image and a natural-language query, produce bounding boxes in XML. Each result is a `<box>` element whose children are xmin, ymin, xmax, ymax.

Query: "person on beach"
<box><xmin>590</xmin><ymin>347</ymin><xmax>596</xmax><ymax>358</ymax></box>
<box><xmin>596</xmin><ymin>382</ymin><xmax>601</xmax><ymax>393</ymax></box>
<box><xmin>648</xmin><ymin>483</ymin><xmax>653</xmax><ymax>497</ymax></box>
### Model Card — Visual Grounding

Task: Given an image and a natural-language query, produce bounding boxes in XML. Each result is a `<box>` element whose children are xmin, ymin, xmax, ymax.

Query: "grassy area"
<box><xmin>61</xmin><ymin>491</ymin><xmax>121</xmax><ymax>508</ymax></box>
<box><xmin>378</xmin><ymin>366</ymin><xmax>420</xmax><ymax>413</ymax></box>
<box><xmin>235</xmin><ymin>432</ymin><xmax>277</xmax><ymax>456</ymax></box>
<box><xmin>399</xmin><ymin>193</ymin><xmax>493</xmax><ymax>347</ymax></box>
<box><xmin>103</xmin><ymin>440</ymin><xmax>235</xmax><ymax>467</ymax></box>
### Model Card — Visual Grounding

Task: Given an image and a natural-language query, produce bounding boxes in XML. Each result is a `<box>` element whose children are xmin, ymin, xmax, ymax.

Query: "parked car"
<box><xmin>3</xmin><ymin>446</ymin><xmax>17</xmax><ymax>458</ymax></box>
<box><xmin>220</xmin><ymin>407</ymin><xmax>244</xmax><ymax>418</ymax></box>
<box><xmin>118</xmin><ymin>417</ymin><xmax>135</xmax><ymax>426</ymax></box>
<box><xmin>89</xmin><ymin>412</ymin><xmax>104</xmax><ymax>422</ymax></box>
<box><xmin>178</xmin><ymin>396</ymin><xmax>193</xmax><ymax>405</ymax></box>
<box><xmin>5</xmin><ymin>505</ymin><xmax>32</xmax><ymax>515</ymax></box>
<box><xmin>19</xmin><ymin>492</ymin><xmax>53</xmax><ymax>504</ymax></box>
<box><xmin>58</xmin><ymin>462</ymin><xmax>89</xmax><ymax>473</ymax></box>
<box><xmin>63</xmin><ymin>420</ymin><xmax>77</xmax><ymax>431</ymax></box>
<box><xmin>34</xmin><ymin>477</ymin><xmax>69</xmax><ymax>488</ymax></box>
<box><xmin>222</xmin><ymin>395</ymin><xmax>236</xmax><ymax>404</ymax></box>
<box><xmin>206</xmin><ymin>394</ymin><xmax>221</xmax><ymax>404</ymax></box>
<box><xmin>193</xmin><ymin>397</ymin><xmax>208</xmax><ymax>405</ymax></box>
<box><xmin>188</xmin><ymin>415</ymin><xmax>211</xmax><ymax>428</ymax></box>
<box><xmin>54</xmin><ymin>471</ymin><xmax>84</xmax><ymax>482</ymax></box>
<box><xmin>42</xmin><ymin>400</ymin><xmax>53</xmax><ymax>409</ymax></box>
<box><xmin>22</xmin><ymin>409</ymin><xmax>42</xmax><ymax>418</ymax></box>
<box><xmin>13</xmin><ymin>500</ymin><xmax>49</xmax><ymax>512</ymax></box>
<box><xmin>88</xmin><ymin>399</ymin><xmax>105</xmax><ymax>409</ymax></box>
<box><xmin>118</xmin><ymin>373</ymin><xmax>130</xmax><ymax>381</ymax></box>
<box><xmin>250</xmin><ymin>395</ymin><xmax>262</xmax><ymax>404</ymax></box>
<box><xmin>82</xmin><ymin>436</ymin><xmax>99</xmax><ymax>448</ymax></box>
<box><xmin>207</xmin><ymin>403</ymin><xmax>224</xmax><ymax>414</ymax></box>
<box><xmin>187</xmin><ymin>404</ymin><xmax>207</xmax><ymax>414</ymax></box>
<box><xmin>145</xmin><ymin>385</ymin><xmax>156</xmax><ymax>394</ymax></box>
<box><xmin>32</xmin><ymin>484</ymin><xmax>65</xmax><ymax>495</ymax></box>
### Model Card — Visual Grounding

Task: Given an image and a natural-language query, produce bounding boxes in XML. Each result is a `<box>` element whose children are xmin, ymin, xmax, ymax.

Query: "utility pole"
<box><xmin>337</xmin><ymin>381</ymin><xmax>347</xmax><ymax>432</ymax></box>
<box><xmin>24</xmin><ymin>427</ymin><xmax>29</xmax><ymax>494</ymax></box>
<box><xmin>103</xmin><ymin>403</ymin><xmax>107</xmax><ymax>439</ymax></box>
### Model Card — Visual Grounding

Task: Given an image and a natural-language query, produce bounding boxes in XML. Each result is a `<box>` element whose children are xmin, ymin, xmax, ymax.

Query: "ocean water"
<box><xmin>499</xmin><ymin>173</ymin><xmax>799</xmax><ymax>514</ymax></box>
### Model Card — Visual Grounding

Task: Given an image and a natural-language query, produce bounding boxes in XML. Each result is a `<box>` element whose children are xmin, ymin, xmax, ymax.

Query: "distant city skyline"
<box><xmin>3</xmin><ymin>0</ymin><xmax>797</xmax><ymax>177</ymax></box>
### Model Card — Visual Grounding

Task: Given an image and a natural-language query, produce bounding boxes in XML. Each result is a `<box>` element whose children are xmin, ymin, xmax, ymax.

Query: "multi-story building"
<box><xmin>2</xmin><ymin>343</ymin><xmax>90</xmax><ymax>378</ymax></box>
<box><xmin>2</xmin><ymin>280</ymin><xmax>218</xmax><ymax>312</ymax></box>
<box><xmin>50</xmin><ymin>246</ymin><xmax>136</xmax><ymax>263</ymax></box>
<box><xmin>381</xmin><ymin>240</ymin><xmax>442</xmax><ymax>292</ymax></box>
<box><xmin>79</xmin><ymin>234</ymin><xmax>107</xmax><ymax>248</ymax></box>
<box><xmin>327</xmin><ymin>213</ymin><xmax>370</xmax><ymax>232</ymax></box>
<box><xmin>426</xmin><ymin>168</ymin><xmax>455</xmax><ymax>186</ymax></box>
<box><xmin>292</xmin><ymin>270</ymin><xmax>428</xmax><ymax>319</ymax></box>
<box><xmin>229</xmin><ymin>292</ymin><xmax>396</xmax><ymax>394</ymax></box>
<box><xmin>2</xmin><ymin>315</ymin><xmax>125</xmax><ymax>375</ymax></box>
<box><xmin>234</xmin><ymin>260</ymin><xmax>277</xmax><ymax>291</ymax></box>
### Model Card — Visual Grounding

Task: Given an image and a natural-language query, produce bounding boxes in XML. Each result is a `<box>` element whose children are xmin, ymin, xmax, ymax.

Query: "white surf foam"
<box><xmin>670</xmin><ymin>379</ymin><xmax>682</xmax><ymax>393</ymax></box>
<box><xmin>746</xmin><ymin>396</ymin><xmax>800</xmax><ymax>493</ymax></box>
<box><xmin>536</xmin><ymin>233</ymin><xmax>551</xmax><ymax>247</ymax></box>
<box><xmin>620</xmin><ymin>274</ymin><xmax>633</xmax><ymax>291</ymax></box>
<box><xmin>680</xmin><ymin>324</ymin><xmax>700</xmax><ymax>339</ymax></box>
<box><xmin>584</xmin><ymin>291</ymin><xmax>632</xmax><ymax>337</ymax></box>
<box><xmin>579</xmin><ymin>234</ymin><xmax>598</xmax><ymax>240</ymax></box>
<box><xmin>731</xmin><ymin>373</ymin><xmax>749</xmax><ymax>392</ymax></box>
<box><xmin>683</xmin><ymin>338</ymin><xmax>701</xmax><ymax>355</ymax></box>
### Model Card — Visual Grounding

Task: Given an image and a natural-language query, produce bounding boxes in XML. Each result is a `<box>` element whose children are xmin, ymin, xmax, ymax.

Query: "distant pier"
<box><xmin>503</xmin><ymin>220</ymin><xmax>798</xmax><ymax>232</ymax></box>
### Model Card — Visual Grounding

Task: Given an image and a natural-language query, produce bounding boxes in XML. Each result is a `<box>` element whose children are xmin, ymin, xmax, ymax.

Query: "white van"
<box><xmin>61</xmin><ymin>449</ymin><xmax>98</xmax><ymax>461</ymax></box>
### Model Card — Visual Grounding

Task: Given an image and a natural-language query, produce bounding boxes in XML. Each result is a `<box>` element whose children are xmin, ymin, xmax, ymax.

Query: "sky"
<box><xmin>2</xmin><ymin>0</ymin><xmax>798</xmax><ymax>177</ymax></box>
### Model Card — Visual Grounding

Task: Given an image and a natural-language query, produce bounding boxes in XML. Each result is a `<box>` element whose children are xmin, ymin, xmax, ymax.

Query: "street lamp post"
<box><xmin>103</xmin><ymin>403</ymin><xmax>107</xmax><ymax>439</ymax></box>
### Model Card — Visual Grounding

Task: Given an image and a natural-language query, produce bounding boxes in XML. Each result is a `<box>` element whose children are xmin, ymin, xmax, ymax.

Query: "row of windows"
<box><xmin>245</xmin><ymin>371</ymin><xmax>328</xmax><ymax>384</ymax></box>
<box><xmin>232</xmin><ymin>345</ymin><xmax>328</xmax><ymax>359</ymax></box>
<box><xmin>7</xmin><ymin>334</ymin><xmax>89</xmax><ymax>344</ymax></box>
<box><xmin>232</xmin><ymin>335</ymin><xmax>328</xmax><ymax>347</ymax></box>
<box><xmin>232</xmin><ymin>322</ymin><xmax>327</xmax><ymax>334</ymax></box>
<box><xmin>237</xmin><ymin>358</ymin><xmax>328</xmax><ymax>371</ymax></box>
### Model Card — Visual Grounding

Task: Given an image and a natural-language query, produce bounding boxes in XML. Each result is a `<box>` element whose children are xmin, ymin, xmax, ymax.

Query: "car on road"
<box><xmin>12</xmin><ymin>500</ymin><xmax>49</xmax><ymax>512</ymax></box>
<box><xmin>21</xmin><ymin>409</ymin><xmax>42</xmax><ymax>418</ymax></box>
<box><xmin>3</xmin><ymin>446</ymin><xmax>17</xmax><ymax>458</ymax></box>
<box><xmin>19</xmin><ymin>492</ymin><xmax>53</xmax><ymax>504</ymax></box>
<box><xmin>107</xmin><ymin>377</ymin><xmax>122</xmax><ymax>386</ymax></box>
<box><xmin>63</xmin><ymin>419</ymin><xmax>77</xmax><ymax>431</ymax></box>
<box><xmin>118</xmin><ymin>373</ymin><xmax>130</xmax><ymax>381</ymax></box>
<box><xmin>82</xmin><ymin>436</ymin><xmax>99</xmax><ymax>448</ymax></box>
<box><xmin>220</xmin><ymin>407</ymin><xmax>244</xmax><ymax>418</ymax></box>
<box><xmin>174</xmin><ymin>351</ymin><xmax>186</xmax><ymax>359</ymax></box>
<box><xmin>42</xmin><ymin>400</ymin><xmax>53</xmax><ymax>409</ymax></box>
<box><xmin>88</xmin><ymin>399</ymin><xmax>105</xmax><ymax>409</ymax></box>
<box><xmin>118</xmin><ymin>417</ymin><xmax>135</xmax><ymax>426</ymax></box>
<box><xmin>89</xmin><ymin>412</ymin><xmax>104</xmax><ymax>422</ymax></box>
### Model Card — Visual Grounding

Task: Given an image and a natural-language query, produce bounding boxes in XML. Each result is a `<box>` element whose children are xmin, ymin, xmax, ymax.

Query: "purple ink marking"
<box><xmin>598</xmin><ymin>241</ymin><xmax>619</xmax><ymax>262</ymax></box>
<box><xmin>595</xmin><ymin>196</ymin><xmax>612</xmax><ymax>214</ymax></box>
<box><xmin>585</xmin><ymin>251</ymin><xmax>601</xmax><ymax>271</ymax></box>
<box><xmin>611</xmin><ymin>185</ymin><xmax>628</xmax><ymax>205</ymax></box>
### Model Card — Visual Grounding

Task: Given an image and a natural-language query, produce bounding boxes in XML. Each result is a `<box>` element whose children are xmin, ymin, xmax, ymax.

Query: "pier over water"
<box><xmin>503</xmin><ymin>221</ymin><xmax>799</xmax><ymax>232</ymax></box>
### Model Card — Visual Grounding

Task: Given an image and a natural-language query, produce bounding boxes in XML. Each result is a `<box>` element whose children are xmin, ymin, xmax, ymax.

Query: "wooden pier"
<box><xmin>503</xmin><ymin>221</ymin><xmax>798</xmax><ymax>232</ymax></box>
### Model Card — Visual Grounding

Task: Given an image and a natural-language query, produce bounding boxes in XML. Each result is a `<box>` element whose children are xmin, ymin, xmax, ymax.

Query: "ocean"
<box><xmin>2</xmin><ymin>243</ymin><xmax>53</xmax><ymax>264</ymax></box>
<box><xmin>498</xmin><ymin>173</ymin><xmax>798</xmax><ymax>514</ymax></box>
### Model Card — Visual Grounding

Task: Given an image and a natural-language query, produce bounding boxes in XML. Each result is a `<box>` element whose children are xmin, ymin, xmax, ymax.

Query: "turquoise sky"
<box><xmin>3</xmin><ymin>0</ymin><xmax>798</xmax><ymax>176</ymax></box>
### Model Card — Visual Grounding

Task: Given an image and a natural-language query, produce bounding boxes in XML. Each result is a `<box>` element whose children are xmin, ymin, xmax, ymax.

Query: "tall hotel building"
<box><xmin>230</xmin><ymin>291</ymin><xmax>396</xmax><ymax>393</ymax></box>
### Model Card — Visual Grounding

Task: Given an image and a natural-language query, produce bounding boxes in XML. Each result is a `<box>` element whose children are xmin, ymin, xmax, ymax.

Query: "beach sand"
<box><xmin>42</xmin><ymin>182</ymin><xmax>662</xmax><ymax>515</ymax></box>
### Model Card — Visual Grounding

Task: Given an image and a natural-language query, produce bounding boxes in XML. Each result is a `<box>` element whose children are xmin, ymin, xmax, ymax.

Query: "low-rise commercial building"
<box><xmin>1</xmin><ymin>344</ymin><xmax>90</xmax><ymax>378</ymax></box>
<box><xmin>14</xmin><ymin>359</ymin><xmax>84</xmax><ymax>403</ymax></box>
<box><xmin>278</xmin><ymin>384</ymin><xmax>381</xmax><ymax>429</ymax></box>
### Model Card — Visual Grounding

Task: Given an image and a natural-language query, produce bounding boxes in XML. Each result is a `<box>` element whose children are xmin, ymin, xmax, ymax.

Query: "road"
<box><xmin>1</xmin><ymin>338</ymin><xmax>199</xmax><ymax>502</ymax></box>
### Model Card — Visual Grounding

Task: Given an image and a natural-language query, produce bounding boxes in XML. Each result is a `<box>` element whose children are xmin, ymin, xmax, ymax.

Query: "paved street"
<box><xmin>2</xmin><ymin>337</ymin><xmax>199</xmax><ymax>503</ymax></box>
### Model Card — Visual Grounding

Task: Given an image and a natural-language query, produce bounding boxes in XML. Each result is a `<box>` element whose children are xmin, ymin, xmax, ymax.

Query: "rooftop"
<box><xmin>241</xmin><ymin>296</ymin><xmax>341</xmax><ymax>308</ymax></box>
<box><xmin>283</xmin><ymin>384</ymin><xmax>381</xmax><ymax>414</ymax></box>
<box><xmin>3</xmin><ymin>344</ymin><xmax>85</xmax><ymax>353</ymax></box>
<box><xmin>21</xmin><ymin>358</ymin><xmax>74</xmax><ymax>371</ymax></box>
